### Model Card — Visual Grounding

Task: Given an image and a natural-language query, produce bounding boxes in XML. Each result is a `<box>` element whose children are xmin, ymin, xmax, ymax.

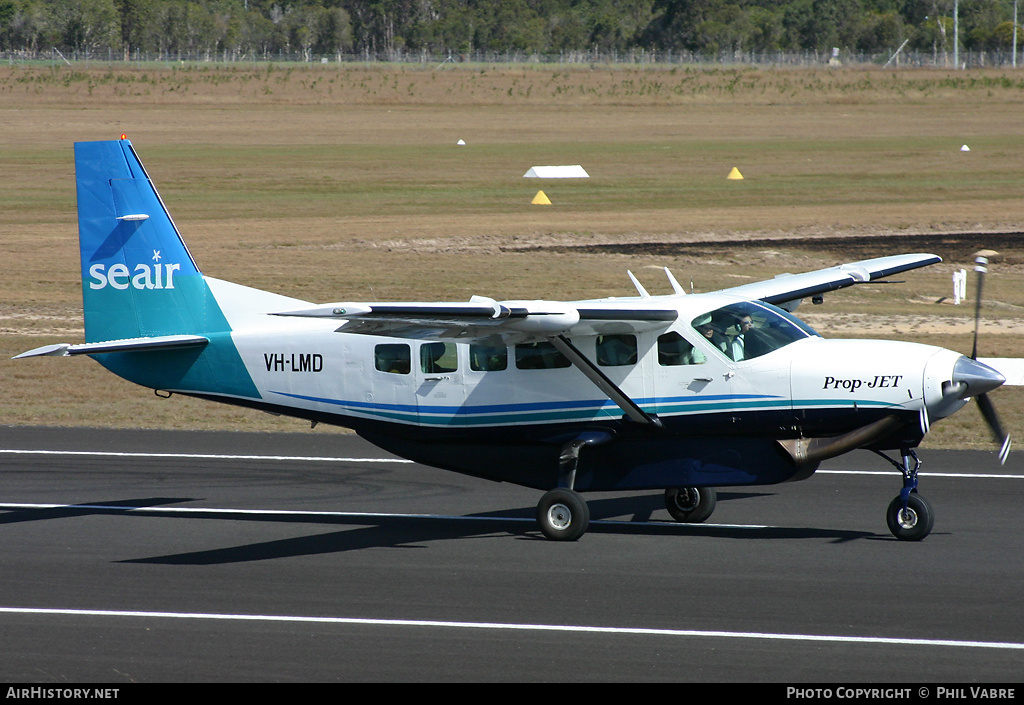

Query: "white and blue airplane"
<box><xmin>15</xmin><ymin>138</ymin><xmax>1016</xmax><ymax>541</ymax></box>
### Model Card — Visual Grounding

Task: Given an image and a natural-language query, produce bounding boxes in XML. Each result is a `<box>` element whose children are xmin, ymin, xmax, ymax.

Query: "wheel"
<box><xmin>886</xmin><ymin>493</ymin><xmax>934</xmax><ymax>541</ymax></box>
<box><xmin>536</xmin><ymin>488</ymin><xmax>590</xmax><ymax>541</ymax></box>
<box><xmin>665</xmin><ymin>486</ymin><xmax>717</xmax><ymax>523</ymax></box>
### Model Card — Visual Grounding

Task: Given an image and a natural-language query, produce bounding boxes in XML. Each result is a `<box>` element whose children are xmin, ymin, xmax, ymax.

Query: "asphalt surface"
<box><xmin>0</xmin><ymin>425</ymin><xmax>1022</xmax><ymax>683</ymax></box>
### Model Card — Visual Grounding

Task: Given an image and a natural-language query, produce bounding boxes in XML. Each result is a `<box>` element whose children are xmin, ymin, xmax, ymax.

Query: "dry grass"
<box><xmin>3</xmin><ymin>63</ymin><xmax>1024</xmax><ymax>451</ymax></box>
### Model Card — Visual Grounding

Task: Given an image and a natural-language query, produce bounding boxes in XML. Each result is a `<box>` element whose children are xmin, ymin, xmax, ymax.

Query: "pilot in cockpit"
<box><xmin>694</xmin><ymin>315</ymin><xmax>728</xmax><ymax>356</ymax></box>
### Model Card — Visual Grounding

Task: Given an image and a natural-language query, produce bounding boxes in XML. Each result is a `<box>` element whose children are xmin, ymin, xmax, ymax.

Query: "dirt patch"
<box><xmin>802</xmin><ymin>311</ymin><xmax>1024</xmax><ymax>336</ymax></box>
<box><xmin>513</xmin><ymin>230</ymin><xmax>1024</xmax><ymax>265</ymax></box>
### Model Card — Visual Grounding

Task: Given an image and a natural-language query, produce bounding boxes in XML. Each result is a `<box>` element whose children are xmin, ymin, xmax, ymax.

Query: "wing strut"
<box><xmin>549</xmin><ymin>335</ymin><xmax>662</xmax><ymax>428</ymax></box>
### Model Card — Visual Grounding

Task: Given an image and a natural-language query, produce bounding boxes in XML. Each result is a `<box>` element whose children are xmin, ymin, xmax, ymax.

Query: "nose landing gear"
<box><xmin>873</xmin><ymin>447</ymin><xmax>934</xmax><ymax>541</ymax></box>
<box><xmin>886</xmin><ymin>493</ymin><xmax>934</xmax><ymax>541</ymax></box>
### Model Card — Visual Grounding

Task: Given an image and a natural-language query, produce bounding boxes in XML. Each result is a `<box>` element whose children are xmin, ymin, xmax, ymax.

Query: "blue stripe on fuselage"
<box><xmin>266</xmin><ymin>390</ymin><xmax>793</xmax><ymax>426</ymax></box>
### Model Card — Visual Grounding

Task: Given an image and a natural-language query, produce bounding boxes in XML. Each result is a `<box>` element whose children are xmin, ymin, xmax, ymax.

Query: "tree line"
<box><xmin>1</xmin><ymin>0</ymin><xmax>1020</xmax><ymax>62</ymax></box>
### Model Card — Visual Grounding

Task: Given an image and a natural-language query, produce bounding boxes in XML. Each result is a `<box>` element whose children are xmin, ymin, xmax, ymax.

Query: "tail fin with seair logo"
<box><xmin>76</xmin><ymin>138</ymin><xmax>204</xmax><ymax>344</ymax></box>
<box><xmin>14</xmin><ymin>138</ymin><xmax>296</xmax><ymax>400</ymax></box>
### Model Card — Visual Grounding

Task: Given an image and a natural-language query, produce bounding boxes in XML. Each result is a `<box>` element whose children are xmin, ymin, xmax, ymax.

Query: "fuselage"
<box><xmin>94</xmin><ymin>277</ymin><xmax>971</xmax><ymax>476</ymax></box>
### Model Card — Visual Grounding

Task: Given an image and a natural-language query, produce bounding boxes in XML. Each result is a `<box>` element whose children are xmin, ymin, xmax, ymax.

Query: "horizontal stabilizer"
<box><xmin>13</xmin><ymin>334</ymin><xmax>209</xmax><ymax>359</ymax></box>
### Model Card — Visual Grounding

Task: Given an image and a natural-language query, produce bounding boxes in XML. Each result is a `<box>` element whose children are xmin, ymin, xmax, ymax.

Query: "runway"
<box><xmin>1</xmin><ymin>425</ymin><xmax>1022</xmax><ymax>682</ymax></box>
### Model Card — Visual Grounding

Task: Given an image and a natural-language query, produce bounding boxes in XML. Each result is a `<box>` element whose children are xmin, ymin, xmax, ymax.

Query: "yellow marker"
<box><xmin>727</xmin><ymin>167</ymin><xmax>744</xmax><ymax>180</ymax></box>
<box><xmin>532</xmin><ymin>190</ymin><xmax>551</xmax><ymax>205</ymax></box>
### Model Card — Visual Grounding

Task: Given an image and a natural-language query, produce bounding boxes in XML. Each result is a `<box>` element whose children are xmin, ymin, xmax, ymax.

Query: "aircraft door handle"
<box><xmin>692</xmin><ymin>377</ymin><xmax>713</xmax><ymax>382</ymax></box>
<box><xmin>424</xmin><ymin>375</ymin><xmax>450</xmax><ymax>381</ymax></box>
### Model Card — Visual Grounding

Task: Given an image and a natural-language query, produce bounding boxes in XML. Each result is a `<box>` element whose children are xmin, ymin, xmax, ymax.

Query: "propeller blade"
<box><xmin>977</xmin><ymin>392</ymin><xmax>1011</xmax><ymax>464</ymax></box>
<box><xmin>966</xmin><ymin>256</ymin><xmax>1010</xmax><ymax>463</ymax></box>
<box><xmin>971</xmin><ymin>256</ymin><xmax>988</xmax><ymax>360</ymax></box>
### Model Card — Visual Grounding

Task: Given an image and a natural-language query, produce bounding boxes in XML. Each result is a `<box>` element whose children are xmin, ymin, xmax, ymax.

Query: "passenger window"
<box><xmin>420</xmin><ymin>342</ymin><xmax>458</xmax><ymax>373</ymax></box>
<box><xmin>470</xmin><ymin>343</ymin><xmax>508</xmax><ymax>371</ymax></box>
<box><xmin>515</xmin><ymin>341</ymin><xmax>571</xmax><ymax>370</ymax></box>
<box><xmin>658</xmin><ymin>331</ymin><xmax>705</xmax><ymax>366</ymax></box>
<box><xmin>375</xmin><ymin>343</ymin><xmax>410</xmax><ymax>374</ymax></box>
<box><xmin>596</xmin><ymin>334</ymin><xmax>637</xmax><ymax>367</ymax></box>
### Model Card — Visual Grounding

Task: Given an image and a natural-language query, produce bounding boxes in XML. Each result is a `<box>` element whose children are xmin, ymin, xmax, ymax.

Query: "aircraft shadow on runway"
<box><xmin>0</xmin><ymin>497</ymin><xmax>193</xmax><ymax>525</ymax></box>
<box><xmin>0</xmin><ymin>492</ymin><xmax>879</xmax><ymax>564</ymax></box>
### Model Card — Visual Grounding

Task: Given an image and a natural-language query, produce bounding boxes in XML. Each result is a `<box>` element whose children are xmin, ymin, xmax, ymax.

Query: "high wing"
<box><xmin>271</xmin><ymin>254</ymin><xmax>941</xmax><ymax>342</ymax></box>
<box><xmin>272</xmin><ymin>297</ymin><xmax>678</xmax><ymax>345</ymax></box>
<box><xmin>718</xmin><ymin>253</ymin><xmax>942</xmax><ymax>310</ymax></box>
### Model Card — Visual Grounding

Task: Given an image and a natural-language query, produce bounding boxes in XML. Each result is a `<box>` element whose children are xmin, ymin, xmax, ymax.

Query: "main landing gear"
<box><xmin>874</xmin><ymin>447</ymin><xmax>934</xmax><ymax>541</ymax></box>
<box><xmin>664</xmin><ymin>486</ymin><xmax>717</xmax><ymax>524</ymax></box>
<box><xmin>535</xmin><ymin>484</ymin><xmax>720</xmax><ymax>540</ymax></box>
<box><xmin>536</xmin><ymin>431</ymin><xmax>721</xmax><ymax>540</ymax></box>
<box><xmin>537</xmin><ymin>488</ymin><xmax>590</xmax><ymax>541</ymax></box>
<box><xmin>534</xmin><ymin>485</ymin><xmax>720</xmax><ymax>541</ymax></box>
<box><xmin>535</xmin><ymin>431</ymin><xmax>609</xmax><ymax>541</ymax></box>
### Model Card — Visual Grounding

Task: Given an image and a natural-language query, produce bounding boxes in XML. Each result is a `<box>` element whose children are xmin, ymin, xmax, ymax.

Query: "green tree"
<box><xmin>470</xmin><ymin>0</ymin><xmax>545</xmax><ymax>53</ymax></box>
<box><xmin>50</xmin><ymin>0</ymin><xmax>119</xmax><ymax>53</ymax></box>
<box><xmin>992</xmin><ymin>19</ymin><xmax>1021</xmax><ymax>49</ymax></box>
<box><xmin>587</xmin><ymin>0</ymin><xmax>654</xmax><ymax>52</ymax></box>
<box><xmin>693</xmin><ymin>4</ymin><xmax>753</xmax><ymax>53</ymax></box>
<box><xmin>962</xmin><ymin>0</ymin><xmax>1010</xmax><ymax>50</ymax></box>
<box><xmin>427</xmin><ymin>2</ymin><xmax>474</xmax><ymax>53</ymax></box>
<box><xmin>796</xmin><ymin>0</ymin><xmax>862</xmax><ymax>51</ymax></box>
<box><xmin>747</xmin><ymin>5</ymin><xmax>786</xmax><ymax>52</ymax></box>
<box><xmin>5</xmin><ymin>0</ymin><xmax>53</xmax><ymax>54</ymax></box>
<box><xmin>319</xmin><ymin>6</ymin><xmax>353</xmax><ymax>54</ymax></box>
<box><xmin>238</xmin><ymin>5</ymin><xmax>275</xmax><ymax>56</ymax></box>
<box><xmin>159</xmin><ymin>0</ymin><xmax>216</xmax><ymax>56</ymax></box>
<box><xmin>2</xmin><ymin>0</ymin><xmax>1014</xmax><ymax>60</ymax></box>
<box><xmin>855</xmin><ymin>10</ymin><xmax>905</xmax><ymax>52</ymax></box>
<box><xmin>115</xmin><ymin>0</ymin><xmax>149</xmax><ymax>56</ymax></box>
<box><xmin>546</xmin><ymin>12</ymin><xmax>587</xmax><ymax>53</ymax></box>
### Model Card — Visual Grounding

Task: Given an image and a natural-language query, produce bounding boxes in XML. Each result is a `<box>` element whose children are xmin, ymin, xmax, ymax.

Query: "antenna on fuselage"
<box><xmin>627</xmin><ymin>270</ymin><xmax>650</xmax><ymax>298</ymax></box>
<box><xmin>664</xmin><ymin>267</ymin><xmax>685</xmax><ymax>295</ymax></box>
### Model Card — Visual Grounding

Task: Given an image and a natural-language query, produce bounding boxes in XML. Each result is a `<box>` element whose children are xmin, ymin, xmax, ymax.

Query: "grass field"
<box><xmin>3</xmin><ymin>63</ymin><xmax>1024</xmax><ymax>452</ymax></box>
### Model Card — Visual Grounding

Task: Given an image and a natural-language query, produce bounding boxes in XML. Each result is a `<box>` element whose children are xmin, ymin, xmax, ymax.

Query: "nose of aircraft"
<box><xmin>946</xmin><ymin>356</ymin><xmax>1006</xmax><ymax>399</ymax></box>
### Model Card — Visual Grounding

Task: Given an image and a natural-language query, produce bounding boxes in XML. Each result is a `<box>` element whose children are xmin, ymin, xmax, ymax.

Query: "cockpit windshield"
<box><xmin>691</xmin><ymin>301</ymin><xmax>819</xmax><ymax>362</ymax></box>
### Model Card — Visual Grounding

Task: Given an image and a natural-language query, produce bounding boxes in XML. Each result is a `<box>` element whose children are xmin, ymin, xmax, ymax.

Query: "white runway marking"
<box><xmin>817</xmin><ymin>469</ymin><xmax>1024</xmax><ymax>479</ymax></box>
<box><xmin>0</xmin><ymin>501</ymin><xmax>516</xmax><ymax>521</ymax></box>
<box><xmin>0</xmin><ymin>501</ymin><xmax>766</xmax><ymax>530</ymax></box>
<box><xmin>0</xmin><ymin>606</ymin><xmax>1021</xmax><ymax>651</ymax></box>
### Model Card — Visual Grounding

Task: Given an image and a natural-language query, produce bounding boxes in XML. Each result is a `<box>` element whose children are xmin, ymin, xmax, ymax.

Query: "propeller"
<box><xmin>971</xmin><ymin>256</ymin><xmax>986</xmax><ymax>361</ymax></box>
<box><xmin>970</xmin><ymin>255</ymin><xmax>1011</xmax><ymax>464</ymax></box>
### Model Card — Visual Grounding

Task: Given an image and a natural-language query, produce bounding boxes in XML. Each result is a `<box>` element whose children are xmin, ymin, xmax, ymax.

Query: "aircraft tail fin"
<box><xmin>71</xmin><ymin>139</ymin><xmax>263</xmax><ymax>398</ymax></box>
<box><xmin>75</xmin><ymin>139</ymin><xmax>206</xmax><ymax>343</ymax></box>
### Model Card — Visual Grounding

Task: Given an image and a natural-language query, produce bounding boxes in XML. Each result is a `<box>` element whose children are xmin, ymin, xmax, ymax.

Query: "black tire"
<box><xmin>664</xmin><ymin>486</ymin><xmax>717</xmax><ymax>523</ymax></box>
<box><xmin>886</xmin><ymin>493</ymin><xmax>934</xmax><ymax>541</ymax></box>
<box><xmin>536</xmin><ymin>488</ymin><xmax>590</xmax><ymax>541</ymax></box>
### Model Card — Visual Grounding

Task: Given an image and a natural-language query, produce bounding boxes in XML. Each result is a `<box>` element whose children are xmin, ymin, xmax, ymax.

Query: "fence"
<box><xmin>5</xmin><ymin>47</ymin><xmax>1024</xmax><ymax>69</ymax></box>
